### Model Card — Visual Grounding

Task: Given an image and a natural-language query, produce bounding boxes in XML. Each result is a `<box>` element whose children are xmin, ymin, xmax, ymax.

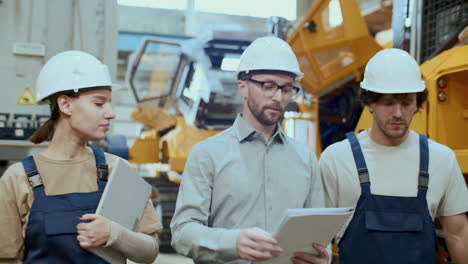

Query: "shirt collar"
<box><xmin>234</xmin><ymin>113</ymin><xmax>286</xmax><ymax>143</ymax></box>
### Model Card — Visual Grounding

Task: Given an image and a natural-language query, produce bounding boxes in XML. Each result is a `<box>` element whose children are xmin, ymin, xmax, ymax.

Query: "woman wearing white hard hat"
<box><xmin>0</xmin><ymin>51</ymin><xmax>162</xmax><ymax>263</ymax></box>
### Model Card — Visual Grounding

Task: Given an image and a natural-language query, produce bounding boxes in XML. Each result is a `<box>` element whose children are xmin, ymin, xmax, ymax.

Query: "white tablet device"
<box><xmin>86</xmin><ymin>158</ymin><xmax>152</xmax><ymax>264</ymax></box>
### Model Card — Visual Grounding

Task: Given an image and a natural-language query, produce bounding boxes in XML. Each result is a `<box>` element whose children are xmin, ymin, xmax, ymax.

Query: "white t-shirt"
<box><xmin>319</xmin><ymin>130</ymin><xmax>468</xmax><ymax>240</ymax></box>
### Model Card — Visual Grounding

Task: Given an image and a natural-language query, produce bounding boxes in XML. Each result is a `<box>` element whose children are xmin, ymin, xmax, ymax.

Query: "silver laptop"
<box><xmin>86</xmin><ymin>158</ymin><xmax>152</xmax><ymax>264</ymax></box>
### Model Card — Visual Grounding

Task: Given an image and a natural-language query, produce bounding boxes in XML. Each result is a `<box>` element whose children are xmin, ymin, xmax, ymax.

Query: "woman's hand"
<box><xmin>76</xmin><ymin>214</ymin><xmax>111</xmax><ymax>248</ymax></box>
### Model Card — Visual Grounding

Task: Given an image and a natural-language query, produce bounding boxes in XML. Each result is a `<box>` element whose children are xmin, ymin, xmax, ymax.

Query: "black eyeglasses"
<box><xmin>243</xmin><ymin>78</ymin><xmax>301</xmax><ymax>99</ymax></box>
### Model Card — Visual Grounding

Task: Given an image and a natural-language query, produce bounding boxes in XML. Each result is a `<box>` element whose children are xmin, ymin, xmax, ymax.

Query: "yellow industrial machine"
<box><xmin>419</xmin><ymin>46</ymin><xmax>468</xmax><ymax>179</ymax></box>
<box><xmin>283</xmin><ymin>0</ymin><xmax>382</xmax><ymax>154</ymax></box>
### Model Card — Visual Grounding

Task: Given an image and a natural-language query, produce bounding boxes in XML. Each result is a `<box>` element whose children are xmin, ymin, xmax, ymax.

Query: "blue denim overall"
<box><xmin>338</xmin><ymin>132</ymin><xmax>437</xmax><ymax>264</ymax></box>
<box><xmin>22</xmin><ymin>148</ymin><xmax>109</xmax><ymax>264</ymax></box>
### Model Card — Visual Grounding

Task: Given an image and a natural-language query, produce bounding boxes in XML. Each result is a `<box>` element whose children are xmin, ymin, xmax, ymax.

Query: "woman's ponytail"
<box><xmin>28</xmin><ymin>101</ymin><xmax>60</xmax><ymax>144</ymax></box>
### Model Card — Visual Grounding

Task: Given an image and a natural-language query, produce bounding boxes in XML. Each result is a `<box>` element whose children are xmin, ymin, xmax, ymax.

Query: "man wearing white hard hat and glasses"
<box><xmin>171</xmin><ymin>36</ymin><xmax>329</xmax><ymax>264</ymax></box>
<box><xmin>0</xmin><ymin>50</ymin><xmax>162</xmax><ymax>263</ymax></box>
<box><xmin>319</xmin><ymin>48</ymin><xmax>468</xmax><ymax>264</ymax></box>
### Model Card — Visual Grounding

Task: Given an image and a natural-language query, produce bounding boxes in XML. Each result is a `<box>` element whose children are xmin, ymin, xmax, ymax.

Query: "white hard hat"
<box><xmin>236</xmin><ymin>36</ymin><xmax>304</xmax><ymax>81</ymax></box>
<box><xmin>360</xmin><ymin>48</ymin><xmax>425</xmax><ymax>94</ymax></box>
<box><xmin>35</xmin><ymin>50</ymin><xmax>119</xmax><ymax>104</ymax></box>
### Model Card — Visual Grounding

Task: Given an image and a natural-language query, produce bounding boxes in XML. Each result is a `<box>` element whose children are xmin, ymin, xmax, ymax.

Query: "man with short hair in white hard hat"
<box><xmin>319</xmin><ymin>48</ymin><xmax>468</xmax><ymax>264</ymax></box>
<box><xmin>171</xmin><ymin>36</ymin><xmax>329</xmax><ymax>264</ymax></box>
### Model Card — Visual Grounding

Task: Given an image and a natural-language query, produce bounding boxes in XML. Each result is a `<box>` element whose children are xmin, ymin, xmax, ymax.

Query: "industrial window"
<box><xmin>420</xmin><ymin>0</ymin><xmax>467</xmax><ymax>62</ymax></box>
<box><xmin>220</xmin><ymin>54</ymin><xmax>241</xmax><ymax>71</ymax></box>
<box><xmin>118</xmin><ymin>0</ymin><xmax>186</xmax><ymax>10</ymax></box>
<box><xmin>328</xmin><ymin>0</ymin><xmax>343</xmax><ymax>28</ymax></box>
<box><xmin>195</xmin><ymin>0</ymin><xmax>297</xmax><ymax>20</ymax></box>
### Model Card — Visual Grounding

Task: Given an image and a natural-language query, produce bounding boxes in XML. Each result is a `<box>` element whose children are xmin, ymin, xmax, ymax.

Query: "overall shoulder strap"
<box><xmin>418</xmin><ymin>134</ymin><xmax>429</xmax><ymax>187</ymax></box>
<box><xmin>346</xmin><ymin>132</ymin><xmax>370</xmax><ymax>184</ymax></box>
<box><xmin>21</xmin><ymin>156</ymin><xmax>46</xmax><ymax>197</ymax></box>
<box><xmin>90</xmin><ymin>147</ymin><xmax>109</xmax><ymax>181</ymax></box>
<box><xmin>22</xmin><ymin>156</ymin><xmax>43</xmax><ymax>188</ymax></box>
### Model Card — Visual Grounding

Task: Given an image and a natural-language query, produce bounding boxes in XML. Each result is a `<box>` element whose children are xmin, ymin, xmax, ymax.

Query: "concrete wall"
<box><xmin>0</xmin><ymin>0</ymin><xmax>118</xmax><ymax>164</ymax></box>
<box><xmin>0</xmin><ymin>0</ymin><xmax>117</xmax><ymax>116</ymax></box>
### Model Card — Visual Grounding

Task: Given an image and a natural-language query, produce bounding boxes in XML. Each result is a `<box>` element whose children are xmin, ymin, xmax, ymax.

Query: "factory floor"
<box><xmin>154</xmin><ymin>253</ymin><xmax>194</xmax><ymax>264</ymax></box>
<box><xmin>127</xmin><ymin>253</ymin><xmax>194</xmax><ymax>264</ymax></box>
<box><xmin>129</xmin><ymin>253</ymin><xmax>340</xmax><ymax>264</ymax></box>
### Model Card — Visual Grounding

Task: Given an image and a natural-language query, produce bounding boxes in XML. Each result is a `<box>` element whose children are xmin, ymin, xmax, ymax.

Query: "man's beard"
<box><xmin>247</xmin><ymin>99</ymin><xmax>285</xmax><ymax>126</ymax></box>
<box><xmin>379</xmin><ymin>118</ymin><xmax>410</xmax><ymax>139</ymax></box>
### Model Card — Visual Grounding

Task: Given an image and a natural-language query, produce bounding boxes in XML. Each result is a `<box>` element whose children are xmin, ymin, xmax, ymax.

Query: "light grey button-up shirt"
<box><xmin>171</xmin><ymin>114</ymin><xmax>325</xmax><ymax>264</ymax></box>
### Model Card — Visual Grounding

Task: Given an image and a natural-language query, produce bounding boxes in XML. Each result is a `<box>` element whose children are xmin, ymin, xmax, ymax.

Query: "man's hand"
<box><xmin>236</xmin><ymin>227</ymin><xmax>283</xmax><ymax>262</ymax></box>
<box><xmin>76</xmin><ymin>214</ymin><xmax>111</xmax><ymax>248</ymax></box>
<box><xmin>291</xmin><ymin>243</ymin><xmax>329</xmax><ymax>264</ymax></box>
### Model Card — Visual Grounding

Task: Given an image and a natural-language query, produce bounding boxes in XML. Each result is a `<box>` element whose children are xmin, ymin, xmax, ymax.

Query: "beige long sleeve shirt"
<box><xmin>171</xmin><ymin>114</ymin><xmax>325</xmax><ymax>264</ymax></box>
<box><xmin>0</xmin><ymin>148</ymin><xmax>162</xmax><ymax>262</ymax></box>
